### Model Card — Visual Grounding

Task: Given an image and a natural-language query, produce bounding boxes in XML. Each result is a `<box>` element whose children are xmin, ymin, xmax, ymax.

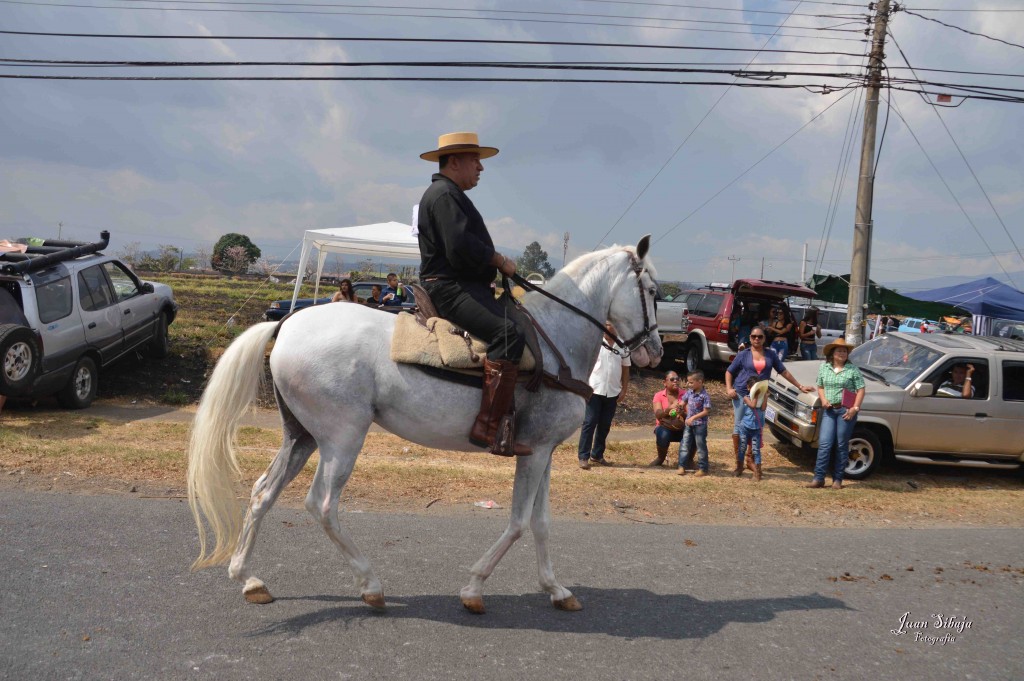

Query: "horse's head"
<box><xmin>608</xmin><ymin>235</ymin><xmax>663</xmax><ymax>368</ymax></box>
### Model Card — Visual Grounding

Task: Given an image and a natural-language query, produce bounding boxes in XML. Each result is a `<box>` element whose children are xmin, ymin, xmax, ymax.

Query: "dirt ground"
<box><xmin>1</xmin><ymin>400</ymin><xmax>1021</xmax><ymax>530</ymax></box>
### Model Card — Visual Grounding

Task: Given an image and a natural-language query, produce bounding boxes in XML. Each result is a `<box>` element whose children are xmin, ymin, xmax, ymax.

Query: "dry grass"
<box><xmin>1</xmin><ymin>412</ymin><xmax>1021</xmax><ymax>528</ymax></box>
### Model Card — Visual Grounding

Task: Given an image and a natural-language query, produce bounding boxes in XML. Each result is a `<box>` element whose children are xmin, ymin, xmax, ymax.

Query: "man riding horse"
<box><xmin>416</xmin><ymin>132</ymin><xmax>530</xmax><ymax>456</ymax></box>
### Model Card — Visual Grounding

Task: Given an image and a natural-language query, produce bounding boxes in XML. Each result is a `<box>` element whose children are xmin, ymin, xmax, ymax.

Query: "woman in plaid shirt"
<box><xmin>808</xmin><ymin>338</ymin><xmax>865</xmax><ymax>489</ymax></box>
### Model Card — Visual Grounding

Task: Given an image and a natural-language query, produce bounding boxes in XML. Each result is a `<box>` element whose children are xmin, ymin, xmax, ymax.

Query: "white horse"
<box><xmin>187</xmin><ymin>236</ymin><xmax>663</xmax><ymax>613</ymax></box>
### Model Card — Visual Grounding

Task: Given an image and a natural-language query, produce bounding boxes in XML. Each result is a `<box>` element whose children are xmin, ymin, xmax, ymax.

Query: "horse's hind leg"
<box><xmin>531</xmin><ymin>459</ymin><xmax>581</xmax><ymax>611</ymax></box>
<box><xmin>229</xmin><ymin>409</ymin><xmax>317</xmax><ymax>604</ymax></box>
<box><xmin>460</xmin><ymin>450</ymin><xmax>551</xmax><ymax>614</ymax></box>
<box><xmin>305</xmin><ymin>419</ymin><xmax>385</xmax><ymax>610</ymax></box>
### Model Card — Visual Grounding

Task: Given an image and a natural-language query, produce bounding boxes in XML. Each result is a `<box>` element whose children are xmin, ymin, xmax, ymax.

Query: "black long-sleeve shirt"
<box><xmin>417</xmin><ymin>174</ymin><xmax>497</xmax><ymax>284</ymax></box>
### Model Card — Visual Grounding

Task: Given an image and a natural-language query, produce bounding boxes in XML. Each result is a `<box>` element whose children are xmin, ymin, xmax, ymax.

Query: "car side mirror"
<box><xmin>140</xmin><ymin>282</ymin><xmax>155</xmax><ymax>294</ymax></box>
<box><xmin>910</xmin><ymin>382</ymin><xmax>935</xmax><ymax>397</ymax></box>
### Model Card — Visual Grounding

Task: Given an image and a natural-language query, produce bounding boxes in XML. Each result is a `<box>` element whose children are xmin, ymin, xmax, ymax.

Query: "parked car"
<box><xmin>666</xmin><ymin>279</ymin><xmax>817</xmax><ymax>373</ymax></box>
<box><xmin>263</xmin><ymin>281</ymin><xmax>418</xmax><ymax>321</ymax></box>
<box><xmin>790</xmin><ymin>302</ymin><xmax>848</xmax><ymax>359</ymax></box>
<box><xmin>0</xmin><ymin>232</ymin><xmax>177</xmax><ymax>409</ymax></box>
<box><xmin>898</xmin><ymin>317</ymin><xmax>940</xmax><ymax>333</ymax></box>
<box><xmin>765</xmin><ymin>332</ymin><xmax>1024</xmax><ymax>479</ymax></box>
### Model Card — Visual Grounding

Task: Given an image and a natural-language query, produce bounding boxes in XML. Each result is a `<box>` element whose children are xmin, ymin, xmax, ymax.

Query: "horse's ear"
<box><xmin>636</xmin><ymin>234</ymin><xmax>651</xmax><ymax>261</ymax></box>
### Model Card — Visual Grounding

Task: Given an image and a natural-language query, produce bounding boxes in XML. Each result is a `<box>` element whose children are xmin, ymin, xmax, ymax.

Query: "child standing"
<box><xmin>738</xmin><ymin>376</ymin><xmax>769</xmax><ymax>482</ymax></box>
<box><xmin>677</xmin><ymin>371</ymin><xmax>712</xmax><ymax>477</ymax></box>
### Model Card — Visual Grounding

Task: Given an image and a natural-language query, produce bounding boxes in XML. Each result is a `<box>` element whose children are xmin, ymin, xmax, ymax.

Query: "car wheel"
<box><xmin>149</xmin><ymin>313</ymin><xmax>170</xmax><ymax>358</ymax></box>
<box><xmin>845</xmin><ymin>427</ymin><xmax>884</xmax><ymax>480</ymax></box>
<box><xmin>57</xmin><ymin>356</ymin><xmax>98</xmax><ymax>409</ymax></box>
<box><xmin>683</xmin><ymin>341</ymin><xmax>703</xmax><ymax>374</ymax></box>
<box><xmin>0</xmin><ymin>324</ymin><xmax>41</xmax><ymax>397</ymax></box>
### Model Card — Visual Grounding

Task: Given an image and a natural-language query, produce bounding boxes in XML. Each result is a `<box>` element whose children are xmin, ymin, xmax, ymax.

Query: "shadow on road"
<box><xmin>251</xmin><ymin>588</ymin><xmax>848</xmax><ymax>639</ymax></box>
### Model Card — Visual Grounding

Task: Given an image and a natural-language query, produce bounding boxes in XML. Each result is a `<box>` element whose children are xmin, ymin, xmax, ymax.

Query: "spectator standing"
<box><xmin>331</xmin><ymin>278</ymin><xmax>358</xmax><ymax>303</ymax></box>
<box><xmin>650</xmin><ymin>371</ymin><xmax>687</xmax><ymax>467</ymax></box>
<box><xmin>808</xmin><ymin>338</ymin><xmax>866</xmax><ymax>489</ymax></box>
<box><xmin>726</xmin><ymin>327</ymin><xmax>813</xmax><ymax>475</ymax></box>
<box><xmin>577</xmin><ymin>323</ymin><xmax>631</xmax><ymax>469</ymax></box>
<box><xmin>676</xmin><ymin>370</ymin><xmax>711</xmax><ymax>477</ymax></box>
<box><xmin>798</xmin><ymin>307</ymin><xmax>821</xmax><ymax>360</ymax></box>
<box><xmin>767</xmin><ymin>307</ymin><xmax>794</xmax><ymax>361</ymax></box>
<box><xmin>738</xmin><ymin>376</ymin><xmax>769</xmax><ymax>481</ymax></box>
<box><xmin>382</xmin><ymin>273</ymin><xmax>406</xmax><ymax>307</ymax></box>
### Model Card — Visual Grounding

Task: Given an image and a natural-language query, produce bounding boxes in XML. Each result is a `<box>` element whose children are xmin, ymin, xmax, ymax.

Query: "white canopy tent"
<box><xmin>290</xmin><ymin>221</ymin><xmax>419</xmax><ymax>308</ymax></box>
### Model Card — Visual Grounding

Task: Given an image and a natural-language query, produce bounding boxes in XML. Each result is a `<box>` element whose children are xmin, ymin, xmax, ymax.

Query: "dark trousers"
<box><xmin>423</xmin><ymin>280</ymin><xmax>524</xmax><ymax>361</ymax></box>
<box><xmin>578</xmin><ymin>393</ymin><xmax>618</xmax><ymax>461</ymax></box>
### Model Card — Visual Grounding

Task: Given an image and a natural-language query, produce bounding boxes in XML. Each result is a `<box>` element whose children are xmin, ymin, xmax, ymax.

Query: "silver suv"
<box><xmin>765</xmin><ymin>332</ymin><xmax>1024</xmax><ymax>479</ymax></box>
<box><xmin>0</xmin><ymin>232</ymin><xmax>177</xmax><ymax>408</ymax></box>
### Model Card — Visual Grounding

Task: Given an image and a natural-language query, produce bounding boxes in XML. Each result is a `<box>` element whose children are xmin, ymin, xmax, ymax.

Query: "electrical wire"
<box><xmin>58</xmin><ymin>0</ymin><xmax>870</xmax><ymax>34</ymax></box>
<box><xmin>888</xmin><ymin>29</ymin><xmax>1024</xmax><ymax>280</ymax></box>
<box><xmin>652</xmin><ymin>89</ymin><xmax>857</xmax><ymax>245</ymax></box>
<box><xmin>591</xmin><ymin>0</ymin><xmax>812</xmax><ymax>250</ymax></box>
<box><xmin>887</xmin><ymin>94</ymin><xmax>1019</xmax><ymax>289</ymax></box>
<box><xmin>576</xmin><ymin>0</ymin><xmax>865</xmax><ymax>20</ymax></box>
<box><xmin>899</xmin><ymin>8</ymin><xmax>1024</xmax><ymax>51</ymax></box>
<box><xmin>0</xmin><ymin>30</ymin><xmax>874</xmax><ymax>57</ymax></box>
<box><xmin>0</xmin><ymin>0</ymin><xmax>870</xmax><ymax>40</ymax></box>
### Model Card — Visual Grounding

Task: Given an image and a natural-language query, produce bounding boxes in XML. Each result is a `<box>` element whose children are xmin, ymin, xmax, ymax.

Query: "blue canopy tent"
<box><xmin>905</xmin><ymin>277</ymin><xmax>1024</xmax><ymax>334</ymax></box>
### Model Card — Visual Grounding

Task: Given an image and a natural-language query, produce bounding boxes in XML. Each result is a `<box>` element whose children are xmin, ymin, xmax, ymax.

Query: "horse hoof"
<box><xmin>461</xmin><ymin>596</ymin><xmax>485</xmax><ymax>614</ymax></box>
<box><xmin>553</xmin><ymin>596</ymin><xmax>583</xmax><ymax>611</ymax></box>
<box><xmin>243</xmin><ymin>585</ymin><xmax>274</xmax><ymax>604</ymax></box>
<box><xmin>362</xmin><ymin>593</ymin><xmax>387</xmax><ymax>610</ymax></box>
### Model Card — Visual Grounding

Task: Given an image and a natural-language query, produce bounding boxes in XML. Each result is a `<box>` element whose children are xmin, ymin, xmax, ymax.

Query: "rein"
<box><xmin>507</xmin><ymin>254</ymin><xmax>658</xmax><ymax>354</ymax></box>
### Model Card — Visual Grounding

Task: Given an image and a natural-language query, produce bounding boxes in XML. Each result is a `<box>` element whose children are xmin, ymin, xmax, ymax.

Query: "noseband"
<box><xmin>508</xmin><ymin>254</ymin><xmax>658</xmax><ymax>355</ymax></box>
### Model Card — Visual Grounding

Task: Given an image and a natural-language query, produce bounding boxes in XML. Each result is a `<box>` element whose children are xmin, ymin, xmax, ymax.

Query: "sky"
<box><xmin>2</xmin><ymin>0</ymin><xmax>1022</xmax><ymax>290</ymax></box>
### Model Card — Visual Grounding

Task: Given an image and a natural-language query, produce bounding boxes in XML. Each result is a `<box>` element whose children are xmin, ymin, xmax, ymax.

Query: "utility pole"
<box><xmin>562</xmin><ymin>231</ymin><xmax>570</xmax><ymax>268</ymax></box>
<box><xmin>801</xmin><ymin>243</ymin><xmax>808</xmax><ymax>283</ymax></box>
<box><xmin>846</xmin><ymin>0</ymin><xmax>892</xmax><ymax>345</ymax></box>
<box><xmin>728</xmin><ymin>255</ymin><xmax>740</xmax><ymax>281</ymax></box>
<box><xmin>58</xmin><ymin>221</ymin><xmax>63</xmax><ymax>239</ymax></box>
<box><xmin>760</xmin><ymin>257</ymin><xmax>765</xmax><ymax>278</ymax></box>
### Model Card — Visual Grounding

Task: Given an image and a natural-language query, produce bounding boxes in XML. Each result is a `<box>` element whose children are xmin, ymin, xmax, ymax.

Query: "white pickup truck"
<box><xmin>654</xmin><ymin>290</ymin><xmax>689</xmax><ymax>369</ymax></box>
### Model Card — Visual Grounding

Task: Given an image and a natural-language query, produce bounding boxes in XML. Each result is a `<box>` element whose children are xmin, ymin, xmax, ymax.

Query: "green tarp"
<box><xmin>808</xmin><ymin>274</ymin><xmax>963</xmax><ymax>320</ymax></box>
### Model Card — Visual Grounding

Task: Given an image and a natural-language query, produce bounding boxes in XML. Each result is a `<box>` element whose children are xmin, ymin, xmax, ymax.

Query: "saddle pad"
<box><xmin>391</xmin><ymin>312</ymin><xmax>535</xmax><ymax>372</ymax></box>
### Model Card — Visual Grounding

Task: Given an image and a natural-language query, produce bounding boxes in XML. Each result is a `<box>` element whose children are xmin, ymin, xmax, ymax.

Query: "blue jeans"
<box><xmin>578</xmin><ymin>394</ymin><xmax>618</xmax><ymax>461</ymax></box>
<box><xmin>738</xmin><ymin>427</ymin><xmax>762</xmax><ymax>465</ymax></box>
<box><xmin>654</xmin><ymin>425</ymin><xmax>685</xmax><ymax>449</ymax></box>
<box><xmin>814</xmin><ymin>407</ymin><xmax>857</xmax><ymax>482</ymax></box>
<box><xmin>770</xmin><ymin>339</ymin><xmax>789</xmax><ymax>361</ymax></box>
<box><xmin>800</xmin><ymin>342</ymin><xmax>818</xmax><ymax>360</ymax></box>
<box><xmin>678</xmin><ymin>423</ymin><xmax>709</xmax><ymax>471</ymax></box>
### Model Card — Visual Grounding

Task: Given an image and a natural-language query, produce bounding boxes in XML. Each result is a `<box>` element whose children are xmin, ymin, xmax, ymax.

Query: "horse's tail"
<box><xmin>187</xmin><ymin>321</ymin><xmax>279</xmax><ymax>570</ymax></box>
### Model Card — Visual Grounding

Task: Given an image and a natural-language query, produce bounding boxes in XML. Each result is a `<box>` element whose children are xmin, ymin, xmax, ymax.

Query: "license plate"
<box><xmin>765</xmin><ymin>406</ymin><xmax>777</xmax><ymax>423</ymax></box>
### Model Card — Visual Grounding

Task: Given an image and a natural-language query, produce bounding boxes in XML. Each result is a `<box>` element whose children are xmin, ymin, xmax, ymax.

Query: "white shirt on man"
<box><xmin>588</xmin><ymin>345</ymin><xmax>631</xmax><ymax>397</ymax></box>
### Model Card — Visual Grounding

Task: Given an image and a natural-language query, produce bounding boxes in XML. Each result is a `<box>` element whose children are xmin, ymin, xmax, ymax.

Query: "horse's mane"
<box><xmin>544</xmin><ymin>244</ymin><xmax>657</xmax><ymax>301</ymax></box>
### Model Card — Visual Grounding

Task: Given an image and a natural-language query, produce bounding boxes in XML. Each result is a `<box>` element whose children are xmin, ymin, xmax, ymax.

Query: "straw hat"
<box><xmin>420</xmin><ymin>132</ymin><xmax>499</xmax><ymax>162</ymax></box>
<box><xmin>822</xmin><ymin>337</ymin><xmax>854</xmax><ymax>359</ymax></box>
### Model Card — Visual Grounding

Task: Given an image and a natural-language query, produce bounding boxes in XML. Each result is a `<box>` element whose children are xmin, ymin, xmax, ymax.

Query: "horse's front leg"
<box><xmin>460</xmin><ymin>450</ymin><xmax>551</xmax><ymax>614</ymax></box>
<box><xmin>530</xmin><ymin>457</ymin><xmax>581</xmax><ymax>611</ymax></box>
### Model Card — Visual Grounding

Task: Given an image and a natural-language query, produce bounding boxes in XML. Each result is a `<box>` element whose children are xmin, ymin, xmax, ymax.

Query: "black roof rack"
<box><xmin>0</xmin><ymin>231</ymin><xmax>110</xmax><ymax>276</ymax></box>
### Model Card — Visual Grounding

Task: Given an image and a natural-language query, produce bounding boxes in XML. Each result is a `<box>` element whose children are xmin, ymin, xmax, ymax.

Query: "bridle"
<box><xmin>508</xmin><ymin>253</ymin><xmax>658</xmax><ymax>356</ymax></box>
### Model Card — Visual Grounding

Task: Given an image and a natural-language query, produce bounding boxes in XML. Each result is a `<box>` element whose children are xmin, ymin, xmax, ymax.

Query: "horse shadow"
<box><xmin>250</xmin><ymin>588</ymin><xmax>849</xmax><ymax>640</ymax></box>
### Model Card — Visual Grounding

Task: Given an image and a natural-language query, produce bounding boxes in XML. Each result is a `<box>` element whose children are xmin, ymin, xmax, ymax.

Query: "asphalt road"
<box><xmin>1</xmin><ymin>489</ymin><xmax>1021</xmax><ymax>680</ymax></box>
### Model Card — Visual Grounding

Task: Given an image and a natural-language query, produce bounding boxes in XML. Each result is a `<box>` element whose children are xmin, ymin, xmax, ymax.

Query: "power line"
<box><xmin>0</xmin><ymin>0</ymin><xmax>869</xmax><ymax>40</ymax></box>
<box><xmin>591</xmin><ymin>0</ymin><xmax>812</xmax><ymax>250</ymax></box>
<box><xmin>653</xmin><ymin>89</ymin><xmax>857</xmax><ymax>245</ymax></box>
<box><xmin>576</xmin><ymin>0</ymin><xmax>866</xmax><ymax>20</ymax></box>
<box><xmin>888</xmin><ymin>29</ymin><xmax>1024</xmax><ymax>280</ymax></box>
<box><xmin>47</xmin><ymin>0</ymin><xmax>869</xmax><ymax>33</ymax></box>
<box><xmin>0</xmin><ymin>30</ymin><xmax>874</xmax><ymax>57</ymax></box>
<box><xmin>886</xmin><ymin>94</ymin><xmax>1018</xmax><ymax>289</ymax></box>
<box><xmin>898</xmin><ymin>8</ymin><xmax>1024</xmax><ymax>51</ymax></box>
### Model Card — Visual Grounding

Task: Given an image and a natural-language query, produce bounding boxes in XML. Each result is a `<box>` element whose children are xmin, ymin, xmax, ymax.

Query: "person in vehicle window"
<box><xmin>364</xmin><ymin>284</ymin><xmax>385</xmax><ymax>307</ymax></box>
<box><xmin>381</xmin><ymin>273</ymin><xmax>406</xmax><ymax>306</ymax></box>
<box><xmin>937</xmin><ymin>363</ymin><xmax>975</xmax><ymax>398</ymax></box>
